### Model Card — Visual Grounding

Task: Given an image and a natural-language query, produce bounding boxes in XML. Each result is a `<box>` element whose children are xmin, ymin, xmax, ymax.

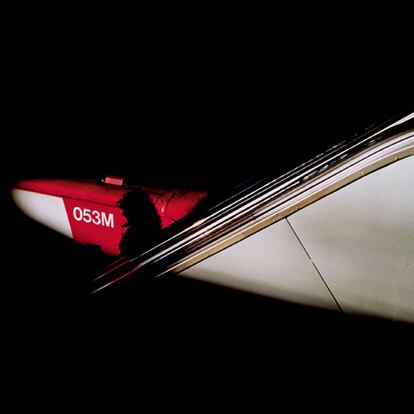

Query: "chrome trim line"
<box><xmin>92</xmin><ymin>111</ymin><xmax>414</xmax><ymax>293</ymax></box>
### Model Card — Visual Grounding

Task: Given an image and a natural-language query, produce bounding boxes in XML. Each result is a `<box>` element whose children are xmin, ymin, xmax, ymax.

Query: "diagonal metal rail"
<box><xmin>92</xmin><ymin>111</ymin><xmax>414</xmax><ymax>294</ymax></box>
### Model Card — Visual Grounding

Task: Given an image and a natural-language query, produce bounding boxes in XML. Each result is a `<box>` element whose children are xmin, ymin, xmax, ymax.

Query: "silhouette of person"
<box><xmin>118</xmin><ymin>189</ymin><xmax>162</xmax><ymax>255</ymax></box>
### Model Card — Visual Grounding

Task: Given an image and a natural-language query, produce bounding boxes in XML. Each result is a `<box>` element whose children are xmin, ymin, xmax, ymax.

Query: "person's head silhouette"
<box><xmin>118</xmin><ymin>190</ymin><xmax>162</xmax><ymax>255</ymax></box>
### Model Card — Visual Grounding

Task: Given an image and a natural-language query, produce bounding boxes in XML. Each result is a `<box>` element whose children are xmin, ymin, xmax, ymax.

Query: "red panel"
<box><xmin>157</xmin><ymin>190</ymin><xmax>208</xmax><ymax>228</ymax></box>
<box><xmin>16</xmin><ymin>180</ymin><xmax>207</xmax><ymax>227</ymax></box>
<box><xmin>16</xmin><ymin>179</ymin><xmax>129</xmax><ymax>206</ymax></box>
<box><xmin>17</xmin><ymin>178</ymin><xmax>208</xmax><ymax>255</ymax></box>
<box><xmin>64</xmin><ymin>198</ymin><xmax>127</xmax><ymax>255</ymax></box>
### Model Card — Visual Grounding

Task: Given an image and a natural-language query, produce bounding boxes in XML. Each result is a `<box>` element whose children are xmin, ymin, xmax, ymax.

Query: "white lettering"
<box><xmin>73</xmin><ymin>207</ymin><xmax>83</xmax><ymax>221</ymax></box>
<box><xmin>83</xmin><ymin>208</ymin><xmax>92</xmax><ymax>223</ymax></box>
<box><xmin>92</xmin><ymin>210</ymin><xmax>101</xmax><ymax>225</ymax></box>
<box><xmin>101</xmin><ymin>211</ymin><xmax>114</xmax><ymax>228</ymax></box>
<box><xmin>72</xmin><ymin>207</ymin><xmax>114</xmax><ymax>228</ymax></box>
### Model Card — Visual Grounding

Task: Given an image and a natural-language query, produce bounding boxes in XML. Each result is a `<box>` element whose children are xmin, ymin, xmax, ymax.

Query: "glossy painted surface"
<box><xmin>12</xmin><ymin>188</ymin><xmax>127</xmax><ymax>255</ymax></box>
<box><xmin>64</xmin><ymin>198</ymin><xmax>127</xmax><ymax>255</ymax></box>
<box><xmin>289</xmin><ymin>155</ymin><xmax>414</xmax><ymax>322</ymax></box>
<box><xmin>13</xmin><ymin>179</ymin><xmax>207</xmax><ymax>256</ymax></box>
<box><xmin>182</xmin><ymin>155</ymin><xmax>414</xmax><ymax>322</ymax></box>
<box><xmin>12</xmin><ymin>189</ymin><xmax>73</xmax><ymax>238</ymax></box>
<box><xmin>14</xmin><ymin>179</ymin><xmax>207</xmax><ymax>228</ymax></box>
<box><xmin>15</xmin><ymin>179</ymin><xmax>130</xmax><ymax>206</ymax></box>
<box><xmin>182</xmin><ymin>218</ymin><xmax>340</xmax><ymax>310</ymax></box>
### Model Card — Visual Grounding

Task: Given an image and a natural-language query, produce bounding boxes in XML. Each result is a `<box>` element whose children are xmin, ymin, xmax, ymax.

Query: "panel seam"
<box><xmin>286</xmin><ymin>218</ymin><xmax>344</xmax><ymax>313</ymax></box>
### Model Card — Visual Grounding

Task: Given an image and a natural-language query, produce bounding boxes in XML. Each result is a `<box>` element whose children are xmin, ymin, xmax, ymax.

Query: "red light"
<box><xmin>104</xmin><ymin>176</ymin><xmax>125</xmax><ymax>186</ymax></box>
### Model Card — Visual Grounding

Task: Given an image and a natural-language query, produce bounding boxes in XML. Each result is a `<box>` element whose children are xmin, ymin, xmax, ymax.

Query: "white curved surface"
<box><xmin>289</xmin><ymin>156</ymin><xmax>414</xmax><ymax>322</ymax></box>
<box><xmin>182</xmin><ymin>218</ymin><xmax>339</xmax><ymax>310</ymax></box>
<box><xmin>181</xmin><ymin>155</ymin><xmax>414</xmax><ymax>322</ymax></box>
<box><xmin>12</xmin><ymin>189</ymin><xmax>73</xmax><ymax>239</ymax></box>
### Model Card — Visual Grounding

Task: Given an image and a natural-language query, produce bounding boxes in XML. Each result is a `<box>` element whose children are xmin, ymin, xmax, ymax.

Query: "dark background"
<box><xmin>3</xmin><ymin>4</ymin><xmax>413</xmax><ymax>409</ymax></box>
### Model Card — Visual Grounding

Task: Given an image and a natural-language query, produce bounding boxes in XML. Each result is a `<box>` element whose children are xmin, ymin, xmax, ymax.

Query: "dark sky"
<box><xmin>5</xmin><ymin>4</ymin><xmax>413</xmax><ymax>186</ymax></box>
<box><xmin>3</xmin><ymin>6</ymin><xmax>413</xmax><ymax>408</ymax></box>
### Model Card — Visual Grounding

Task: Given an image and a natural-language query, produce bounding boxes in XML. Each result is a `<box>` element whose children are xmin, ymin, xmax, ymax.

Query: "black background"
<box><xmin>3</xmin><ymin>4</ymin><xmax>413</xmax><ymax>409</ymax></box>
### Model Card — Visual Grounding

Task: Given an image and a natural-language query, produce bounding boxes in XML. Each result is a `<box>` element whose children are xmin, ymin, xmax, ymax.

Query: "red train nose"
<box><xmin>13</xmin><ymin>178</ymin><xmax>207</xmax><ymax>256</ymax></box>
